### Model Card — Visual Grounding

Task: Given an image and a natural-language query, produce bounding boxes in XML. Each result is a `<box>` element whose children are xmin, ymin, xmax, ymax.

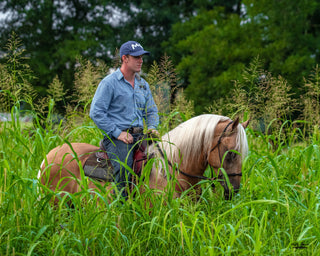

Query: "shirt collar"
<box><xmin>115</xmin><ymin>68</ymin><xmax>124</xmax><ymax>80</ymax></box>
<box><xmin>115</xmin><ymin>68</ymin><xmax>140</xmax><ymax>85</ymax></box>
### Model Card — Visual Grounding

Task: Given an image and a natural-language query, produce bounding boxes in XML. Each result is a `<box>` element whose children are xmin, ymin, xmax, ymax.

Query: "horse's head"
<box><xmin>207</xmin><ymin>117</ymin><xmax>249</xmax><ymax>200</ymax></box>
<box><xmin>153</xmin><ymin>114</ymin><xmax>249</xmax><ymax>200</ymax></box>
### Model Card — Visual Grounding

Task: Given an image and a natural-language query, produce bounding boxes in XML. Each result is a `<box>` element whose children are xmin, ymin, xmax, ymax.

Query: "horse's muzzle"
<box><xmin>211</xmin><ymin>182</ymin><xmax>240</xmax><ymax>200</ymax></box>
<box><xmin>224</xmin><ymin>187</ymin><xmax>240</xmax><ymax>200</ymax></box>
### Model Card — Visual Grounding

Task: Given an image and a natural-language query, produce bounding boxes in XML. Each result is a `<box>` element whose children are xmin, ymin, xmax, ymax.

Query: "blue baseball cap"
<box><xmin>119</xmin><ymin>41</ymin><xmax>150</xmax><ymax>58</ymax></box>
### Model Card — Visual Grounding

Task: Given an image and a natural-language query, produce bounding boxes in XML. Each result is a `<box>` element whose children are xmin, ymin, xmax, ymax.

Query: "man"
<box><xmin>90</xmin><ymin>41</ymin><xmax>159</xmax><ymax>198</ymax></box>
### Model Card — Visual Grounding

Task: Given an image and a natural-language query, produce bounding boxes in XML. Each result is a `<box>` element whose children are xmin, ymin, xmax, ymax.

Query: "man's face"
<box><xmin>126</xmin><ymin>55</ymin><xmax>144</xmax><ymax>72</ymax></box>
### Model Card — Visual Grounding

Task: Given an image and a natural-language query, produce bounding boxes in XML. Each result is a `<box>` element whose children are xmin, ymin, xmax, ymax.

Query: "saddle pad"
<box><xmin>83</xmin><ymin>153</ymin><xmax>113</xmax><ymax>181</ymax></box>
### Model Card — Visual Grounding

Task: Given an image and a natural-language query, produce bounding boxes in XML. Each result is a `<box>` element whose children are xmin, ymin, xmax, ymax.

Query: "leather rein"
<box><xmin>156</xmin><ymin>120</ymin><xmax>242</xmax><ymax>181</ymax></box>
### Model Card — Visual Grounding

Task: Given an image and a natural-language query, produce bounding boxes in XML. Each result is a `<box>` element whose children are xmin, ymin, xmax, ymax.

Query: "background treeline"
<box><xmin>1</xmin><ymin>34</ymin><xmax>320</xmax><ymax>146</ymax></box>
<box><xmin>0</xmin><ymin>0</ymin><xmax>319</xmax><ymax>114</ymax></box>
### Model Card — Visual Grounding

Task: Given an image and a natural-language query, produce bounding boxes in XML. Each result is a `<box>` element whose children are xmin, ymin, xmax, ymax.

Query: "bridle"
<box><xmin>156</xmin><ymin>120</ymin><xmax>242</xmax><ymax>181</ymax></box>
<box><xmin>209</xmin><ymin>120</ymin><xmax>243</xmax><ymax>179</ymax></box>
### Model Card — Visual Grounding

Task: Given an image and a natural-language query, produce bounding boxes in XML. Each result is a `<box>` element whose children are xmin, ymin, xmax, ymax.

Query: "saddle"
<box><xmin>83</xmin><ymin>134</ymin><xmax>153</xmax><ymax>181</ymax></box>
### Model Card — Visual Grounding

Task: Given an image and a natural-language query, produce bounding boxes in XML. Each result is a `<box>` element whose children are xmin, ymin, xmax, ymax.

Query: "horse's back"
<box><xmin>41</xmin><ymin>143</ymin><xmax>98</xmax><ymax>168</ymax></box>
<box><xmin>48</xmin><ymin>142</ymin><xmax>98</xmax><ymax>157</ymax></box>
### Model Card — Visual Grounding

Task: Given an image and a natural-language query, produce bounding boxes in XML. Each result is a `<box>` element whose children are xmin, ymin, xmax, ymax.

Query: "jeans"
<box><xmin>103</xmin><ymin>133</ymin><xmax>142</xmax><ymax>198</ymax></box>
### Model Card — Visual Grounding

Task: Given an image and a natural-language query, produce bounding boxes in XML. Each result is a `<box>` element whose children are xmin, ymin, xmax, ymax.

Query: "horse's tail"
<box><xmin>36</xmin><ymin>160</ymin><xmax>45</xmax><ymax>200</ymax></box>
<box><xmin>37</xmin><ymin>160</ymin><xmax>45</xmax><ymax>180</ymax></box>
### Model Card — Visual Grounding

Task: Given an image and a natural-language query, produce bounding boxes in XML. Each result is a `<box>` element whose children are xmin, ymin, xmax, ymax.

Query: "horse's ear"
<box><xmin>241</xmin><ymin>119</ymin><xmax>250</xmax><ymax>129</ymax></box>
<box><xmin>232</xmin><ymin>117</ymin><xmax>240</xmax><ymax>131</ymax></box>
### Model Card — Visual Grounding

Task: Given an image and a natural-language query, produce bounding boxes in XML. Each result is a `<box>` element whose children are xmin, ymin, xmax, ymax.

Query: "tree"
<box><xmin>0</xmin><ymin>0</ymin><xmax>243</xmax><ymax>98</ymax></box>
<box><xmin>166</xmin><ymin>8</ymin><xmax>260</xmax><ymax>113</ymax></box>
<box><xmin>166</xmin><ymin>0</ymin><xmax>320</xmax><ymax>113</ymax></box>
<box><xmin>0</xmin><ymin>0</ymin><xmax>116</xmax><ymax>94</ymax></box>
<box><xmin>244</xmin><ymin>0</ymin><xmax>320</xmax><ymax>94</ymax></box>
<box><xmin>114</xmin><ymin>0</ymin><xmax>243</xmax><ymax>62</ymax></box>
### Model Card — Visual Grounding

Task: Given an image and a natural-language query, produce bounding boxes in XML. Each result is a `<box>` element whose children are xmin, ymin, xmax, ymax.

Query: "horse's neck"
<box><xmin>182</xmin><ymin>152</ymin><xmax>208</xmax><ymax>176</ymax></box>
<box><xmin>150</xmin><ymin>140</ymin><xmax>207</xmax><ymax>178</ymax></box>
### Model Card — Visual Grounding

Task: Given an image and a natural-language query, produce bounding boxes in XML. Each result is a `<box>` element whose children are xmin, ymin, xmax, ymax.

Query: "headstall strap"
<box><xmin>210</xmin><ymin>120</ymin><xmax>234</xmax><ymax>153</ymax></box>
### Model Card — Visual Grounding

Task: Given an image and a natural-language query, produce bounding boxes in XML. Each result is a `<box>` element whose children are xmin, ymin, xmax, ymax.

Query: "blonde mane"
<box><xmin>158</xmin><ymin>114</ymin><xmax>248</xmax><ymax>167</ymax></box>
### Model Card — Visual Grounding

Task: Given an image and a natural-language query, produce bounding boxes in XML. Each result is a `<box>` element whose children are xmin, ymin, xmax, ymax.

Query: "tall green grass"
<box><xmin>1</xmin><ymin>106</ymin><xmax>320</xmax><ymax>255</ymax></box>
<box><xmin>1</xmin><ymin>34</ymin><xmax>320</xmax><ymax>255</ymax></box>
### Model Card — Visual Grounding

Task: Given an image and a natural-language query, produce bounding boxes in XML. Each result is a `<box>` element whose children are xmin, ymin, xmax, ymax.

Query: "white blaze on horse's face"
<box><xmin>207</xmin><ymin>118</ymin><xmax>249</xmax><ymax>199</ymax></box>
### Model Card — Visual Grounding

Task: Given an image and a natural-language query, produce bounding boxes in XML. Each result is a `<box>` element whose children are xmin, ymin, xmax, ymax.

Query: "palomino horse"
<box><xmin>39</xmin><ymin>114</ymin><xmax>249</xmax><ymax>202</ymax></box>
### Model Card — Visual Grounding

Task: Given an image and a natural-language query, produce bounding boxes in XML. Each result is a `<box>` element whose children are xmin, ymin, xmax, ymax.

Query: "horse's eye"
<box><xmin>226</xmin><ymin>151</ymin><xmax>237</xmax><ymax>161</ymax></box>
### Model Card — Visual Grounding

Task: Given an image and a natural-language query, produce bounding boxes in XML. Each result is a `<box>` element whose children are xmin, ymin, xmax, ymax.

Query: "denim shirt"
<box><xmin>90</xmin><ymin>68</ymin><xmax>159</xmax><ymax>138</ymax></box>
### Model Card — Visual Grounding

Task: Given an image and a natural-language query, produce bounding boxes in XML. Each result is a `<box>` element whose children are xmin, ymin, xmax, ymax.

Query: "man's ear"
<box><xmin>121</xmin><ymin>55</ymin><xmax>127</xmax><ymax>63</ymax></box>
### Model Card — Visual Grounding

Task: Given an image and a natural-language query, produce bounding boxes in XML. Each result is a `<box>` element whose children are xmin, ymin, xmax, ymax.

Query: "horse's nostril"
<box><xmin>224</xmin><ymin>187</ymin><xmax>230</xmax><ymax>200</ymax></box>
<box><xmin>224</xmin><ymin>191</ymin><xmax>232</xmax><ymax>200</ymax></box>
<box><xmin>224</xmin><ymin>186</ymin><xmax>241</xmax><ymax>200</ymax></box>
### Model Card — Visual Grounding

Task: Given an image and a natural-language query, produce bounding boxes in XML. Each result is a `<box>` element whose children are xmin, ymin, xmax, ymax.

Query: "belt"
<box><xmin>126</xmin><ymin>127</ymin><xmax>143</xmax><ymax>134</ymax></box>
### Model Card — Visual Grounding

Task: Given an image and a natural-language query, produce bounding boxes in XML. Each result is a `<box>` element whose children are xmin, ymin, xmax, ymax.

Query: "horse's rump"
<box><xmin>40</xmin><ymin>143</ymin><xmax>102</xmax><ymax>193</ymax></box>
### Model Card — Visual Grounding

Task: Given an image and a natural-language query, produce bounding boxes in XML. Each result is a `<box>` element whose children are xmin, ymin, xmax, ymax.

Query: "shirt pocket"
<box><xmin>135</xmin><ymin>90</ymin><xmax>147</xmax><ymax>111</ymax></box>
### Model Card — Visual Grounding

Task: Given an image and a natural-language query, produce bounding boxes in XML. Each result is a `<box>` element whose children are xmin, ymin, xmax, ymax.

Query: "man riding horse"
<box><xmin>89</xmin><ymin>41</ymin><xmax>159</xmax><ymax>199</ymax></box>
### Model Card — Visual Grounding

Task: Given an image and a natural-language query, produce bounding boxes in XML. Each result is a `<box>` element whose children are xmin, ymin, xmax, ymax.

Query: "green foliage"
<box><xmin>147</xmin><ymin>60</ymin><xmax>171</xmax><ymax>117</ymax></box>
<box><xmin>47</xmin><ymin>75</ymin><xmax>67</xmax><ymax>103</ymax></box>
<box><xmin>0</xmin><ymin>0</ymin><xmax>252</xmax><ymax>109</ymax></box>
<box><xmin>2</xmin><ymin>38</ymin><xmax>320</xmax><ymax>253</ymax></box>
<box><xmin>147</xmin><ymin>55</ymin><xmax>178</xmax><ymax>115</ymax></box>
<box><xmin>0</xmin><ymin>32</ymin><xmax>36</xmax><ymax>112</ymax></box>
<box><xmin>236</xmin><ymin>58</ymin><xmax>297</xmax><ymax>129</ymax></box>
<box><xmin>147</xmin><ymin>55</ymin><xmax>195</xmax><ymax>131</ymax></box>
<box><xmin>116</xmin><ymin>0</ymin><xmax>242</xmax><ymax>62</ymax></box>
<box><xmin>301</xmin><ymin>65</ymin><xmax>320</xmax><ymax>133</ymax></box>
<box><xmin>63</xmin><ymin>57</ymin><xmax>108</xmax><ymax>136</ymax></box>
<box><xmin>208</xmin><ymin>57</ymin><xmax>304</xmax><ymax>147</ymax></box>
<box><xmin>1</xmin><ymin>0</ymin><xmax>320</xmax><ymax>117</ymax></box>
<box><xmin>0</xmin><ymin>0</ymin><xmax>115</xmax><ymax>92</ymax></box>
<box><xmin>167</xmin><ymin>8</ymin><xmax>257</xmax><ymax>113</ymax></box>
<box><xmin>72</xmin><ymin>57</ymin><xmax>107</xmax><ymax>109</ymax></box>
<box><xmin>243</xmin><ymin>0</ymin><xmax>319</xmax><ymax>84</ymax></box>
<box><xmin>166</xmin><ymin>0</ymin><xmax>320</xmax><ymax>113</ymax></box>
<box><xmin>1</xmin><ymin>103</ymin><xmax>320</xmax><ymax>254</ymax></box>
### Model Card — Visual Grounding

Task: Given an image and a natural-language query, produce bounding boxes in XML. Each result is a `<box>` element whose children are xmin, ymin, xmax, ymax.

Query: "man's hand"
<box><xmin>117</xmin><ymin>131</ymin><xmax>133</xmax><ymax>144</ymax></box>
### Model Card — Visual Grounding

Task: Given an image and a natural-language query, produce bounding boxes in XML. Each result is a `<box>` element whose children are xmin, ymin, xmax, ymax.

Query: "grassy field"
<box><xmin>0</xmin><ymin>109</ymin><xmax>319</xmax><ymax>256</ymax></box>
<box><xmin>1</xmin><ymin>34</ymin><xmax>320</xmax><ymax>255</ymax></box>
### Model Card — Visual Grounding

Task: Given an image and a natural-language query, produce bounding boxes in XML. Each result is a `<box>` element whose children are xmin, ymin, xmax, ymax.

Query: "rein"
<box><xmin>155</xmin><ymin>120</ymin><xmax>242</xmax><ymax>182</ymax></box>
<box><xmin>156</xmin><ymin>143</ymin><xmax>213</xmax><ymax>180</ymax></box>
